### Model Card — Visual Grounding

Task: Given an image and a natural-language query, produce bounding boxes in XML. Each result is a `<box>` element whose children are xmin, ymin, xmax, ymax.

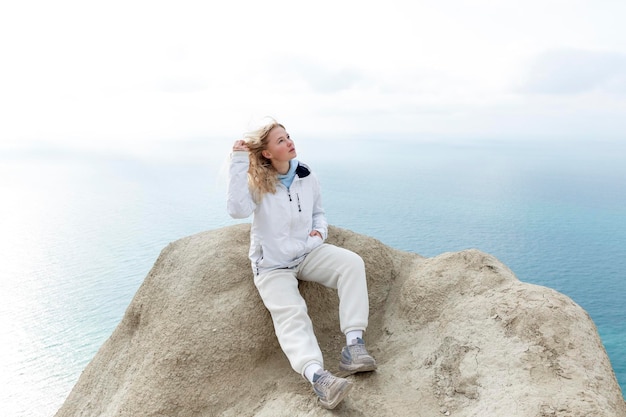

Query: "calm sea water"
<box><xmin>1</xmin><ymin>137</ymin><xmax>625</xmax><ymax>416</ymax></box>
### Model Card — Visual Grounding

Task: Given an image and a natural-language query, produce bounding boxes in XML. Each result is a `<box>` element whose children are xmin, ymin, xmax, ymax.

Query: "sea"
<box><xmin>1</xmin><ymin>136</ymin><xmax>625</xmax><ymax>416</ymax></box>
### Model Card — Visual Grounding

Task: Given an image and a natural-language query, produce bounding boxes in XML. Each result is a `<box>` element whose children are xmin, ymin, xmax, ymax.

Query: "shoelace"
<box><xmin>350</xmin><ymin>343</ymin><xmax>368</xmax><ymax>356</ymax></box>
<box><xmin>317</xmin><ymin>374</ymin><xmax>334</xmax><ymax>388</ymax></box>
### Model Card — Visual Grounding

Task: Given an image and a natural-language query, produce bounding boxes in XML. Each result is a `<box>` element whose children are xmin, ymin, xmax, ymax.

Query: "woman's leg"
<box><xmin>254</xmin><ymin>268</ymin><xmax>324</xmax><ymax>376</ymax></box>
<box><xmin>297</xmin><ymin>244</ymin><xmax>369</xmax><ymax>334</ymax></box>
<box><xmin>298</xmin><ymin>244</ymin><xmax>377</xmax><ymax>375</ymax></box>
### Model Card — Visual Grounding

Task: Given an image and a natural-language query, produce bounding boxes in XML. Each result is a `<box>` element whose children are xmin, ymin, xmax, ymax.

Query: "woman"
<box><xmin>227</xmin><ymin>119</ymin><xmax>377</xmax><ymax>409</ymax></box>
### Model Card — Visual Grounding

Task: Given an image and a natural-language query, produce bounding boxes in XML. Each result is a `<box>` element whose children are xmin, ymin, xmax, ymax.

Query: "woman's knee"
<box><xmin>342</xmin><ymin>248</ymin><xmax>365</xmax><ymax>271</ymax></box>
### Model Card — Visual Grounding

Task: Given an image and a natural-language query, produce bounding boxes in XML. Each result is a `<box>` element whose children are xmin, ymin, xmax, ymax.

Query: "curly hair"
<box><xmin>244</xmin><ymin>119</ymin><xmax>285</xmax><ymax>202</ymax></box>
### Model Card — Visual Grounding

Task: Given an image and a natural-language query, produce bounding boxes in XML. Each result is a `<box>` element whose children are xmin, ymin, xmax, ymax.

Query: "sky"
<box><xmin>1</xmin><ymin>0</ymin><xmax>625</xmax><ymax>155</ymax></box>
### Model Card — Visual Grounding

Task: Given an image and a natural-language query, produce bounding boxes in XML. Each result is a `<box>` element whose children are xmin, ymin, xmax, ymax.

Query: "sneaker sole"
<box><xmin>338</xmin><ymin>362</ymin><xmax>378</xmax><ymax>375</ymax></box>
<box><xmin>318</xmin><ymin>380</ymin><xmax>353</xmax><ymax>409</ymax></box>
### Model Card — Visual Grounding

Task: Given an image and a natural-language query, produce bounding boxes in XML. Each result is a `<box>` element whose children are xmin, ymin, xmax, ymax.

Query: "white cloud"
<box><xmin>1</xmin><ymin>0</ymin><xmax>626</xmax><ymax>154</ymax></box>
<box><xmin>520</xmin><ymin>49</ymin><xmax>626</xmax><ymax>95</ymax></box>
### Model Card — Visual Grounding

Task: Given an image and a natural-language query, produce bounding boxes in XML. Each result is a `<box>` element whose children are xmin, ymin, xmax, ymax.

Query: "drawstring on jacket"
<box><xmin>287</xmin><ymin>191</ymin><xmax>302</xmax><ymax>212</ymax></box>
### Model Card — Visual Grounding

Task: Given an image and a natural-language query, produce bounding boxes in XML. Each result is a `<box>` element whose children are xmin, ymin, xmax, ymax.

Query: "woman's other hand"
<box><xmin>309</xmin><ymin>230</ymin><xmax>322</xmax><ymax>239</ymax></box>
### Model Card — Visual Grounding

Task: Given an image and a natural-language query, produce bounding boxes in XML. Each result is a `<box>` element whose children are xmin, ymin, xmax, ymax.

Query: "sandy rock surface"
<box><xmin>56</xmin><ymin>224</ymin><xmax>626</xmax><ymax>417</ymax></box>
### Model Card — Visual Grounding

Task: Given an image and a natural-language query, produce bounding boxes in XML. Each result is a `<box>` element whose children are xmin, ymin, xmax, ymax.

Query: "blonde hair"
<box><xmin>244</xmin><ymin>119</ymin><xmax>285</xmax><ymax>201</ymax></box>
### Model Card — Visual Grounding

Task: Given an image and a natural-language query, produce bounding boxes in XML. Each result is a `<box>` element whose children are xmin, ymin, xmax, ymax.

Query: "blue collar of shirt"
<box><xmin>278</xmin><ymin>159</ymin><xmax>298</xmax><ymax>189</ymax></box>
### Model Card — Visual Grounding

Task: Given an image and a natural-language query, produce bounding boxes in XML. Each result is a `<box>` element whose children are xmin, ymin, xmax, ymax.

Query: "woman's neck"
<box><xmin>273</xmin><ymin>160</ymin><xmax>291</xmax><ymax>175</ymax></box>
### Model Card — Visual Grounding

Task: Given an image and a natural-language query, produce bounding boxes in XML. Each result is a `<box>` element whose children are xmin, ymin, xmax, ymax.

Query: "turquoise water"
<box><xmin>1</xmin><ymin>137</ymin><xmax>624</xmax><ymax>416</ymax></box>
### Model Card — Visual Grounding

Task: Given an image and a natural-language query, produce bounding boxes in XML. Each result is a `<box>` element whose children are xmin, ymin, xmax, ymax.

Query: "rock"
<box><xmin>55</xmin><ymin>224</ymin><xmax>626</xmax><ymax>417</ymax></box>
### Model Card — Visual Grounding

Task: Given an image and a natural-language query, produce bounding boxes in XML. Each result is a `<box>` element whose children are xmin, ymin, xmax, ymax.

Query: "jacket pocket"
<box><xmin>305</xmin><ymin>235</ymin><xmax>323</xmax><ymax>253</ymax></box>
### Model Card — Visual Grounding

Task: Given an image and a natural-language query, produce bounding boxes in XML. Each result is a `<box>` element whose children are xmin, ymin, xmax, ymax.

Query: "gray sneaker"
<box><xmin>339</xmin><ymin>337</ymin><xmax>378</xmax><ymax>374</ymax></box>
<box><xmin>312</xmin><ymin>370</ymin><xmax>353</xmax><ymax>409</ymax></box>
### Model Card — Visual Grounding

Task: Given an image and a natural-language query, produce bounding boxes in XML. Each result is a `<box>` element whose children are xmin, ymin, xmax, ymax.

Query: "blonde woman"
<box><xmin>227</xmin><ymin>119</ymin><xmax>377</xmax><ymax>409</ymax></box>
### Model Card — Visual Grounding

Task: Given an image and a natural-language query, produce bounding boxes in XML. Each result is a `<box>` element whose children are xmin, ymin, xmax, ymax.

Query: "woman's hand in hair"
<box><xmin>232</xmin><ymin>140</ymin><xmax>249</xmax><ymax>152</ymax></box>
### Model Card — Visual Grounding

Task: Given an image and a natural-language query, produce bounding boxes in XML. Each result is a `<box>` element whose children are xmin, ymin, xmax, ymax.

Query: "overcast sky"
<box><xmin>1</xmin><ymin>0</ymin><xmax>625</xmax><ymax>154</ymax></box>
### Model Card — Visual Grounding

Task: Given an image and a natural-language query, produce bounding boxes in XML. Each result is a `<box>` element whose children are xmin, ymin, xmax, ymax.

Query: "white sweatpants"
<box><xmin>253</xmin><ymin>244</ymin><xmax>369</xmax><ymax>376</ymax></box>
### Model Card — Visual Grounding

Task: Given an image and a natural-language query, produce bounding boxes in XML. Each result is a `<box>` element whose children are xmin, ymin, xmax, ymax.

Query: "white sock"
<box><xmin>346</xmin><ymin>330</ymin><xmax>363</xmax><ymax>345</ymax></box>
<box><xmin>304</xmin><ymin>363</ymin><xmax>323</xmax><ymax>384</ymax></box>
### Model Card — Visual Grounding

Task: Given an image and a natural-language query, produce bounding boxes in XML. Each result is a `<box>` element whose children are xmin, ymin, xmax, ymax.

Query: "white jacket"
<box><xmin>227</xmin><ymin>151</ymin><xmax>328</xmax><ymax>275</ymax></box>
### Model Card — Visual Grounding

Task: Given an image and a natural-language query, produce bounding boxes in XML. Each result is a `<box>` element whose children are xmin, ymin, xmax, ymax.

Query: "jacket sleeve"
<box><xmin>311</xmin><ymin>173</ymin><xmax>328</xmax><ymax>240</ymax></box>
<box><xmin>227</xmin><ymin>151</ymin><xmax>256</xmax><ymax>219</ymax></box>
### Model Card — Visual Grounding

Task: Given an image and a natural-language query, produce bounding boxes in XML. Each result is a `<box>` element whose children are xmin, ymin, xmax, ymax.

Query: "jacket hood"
<box><xmin>296</xmin><ymin>163</ymin><xmax>311</xmax><ymax>178</ymax></box>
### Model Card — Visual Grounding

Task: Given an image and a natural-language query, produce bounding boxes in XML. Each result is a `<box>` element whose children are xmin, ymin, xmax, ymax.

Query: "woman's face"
<box><xmin>263</xmin><ymin>126</ymin><xmax>297</xmax><ymax>163</ymax></box>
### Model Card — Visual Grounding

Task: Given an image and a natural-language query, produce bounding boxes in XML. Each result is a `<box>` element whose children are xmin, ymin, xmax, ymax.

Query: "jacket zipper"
<box><xmin>287</xmin><ymin>190</ymin><xmax>302</xmax><ymax>212</ymax></box>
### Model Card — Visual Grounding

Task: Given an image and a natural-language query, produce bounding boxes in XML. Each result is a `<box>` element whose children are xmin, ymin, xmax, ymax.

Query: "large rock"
<box><xmin>56</xmin><ymin>224</ymin><xmax>626</xmax><ymax>417</ymax></box>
